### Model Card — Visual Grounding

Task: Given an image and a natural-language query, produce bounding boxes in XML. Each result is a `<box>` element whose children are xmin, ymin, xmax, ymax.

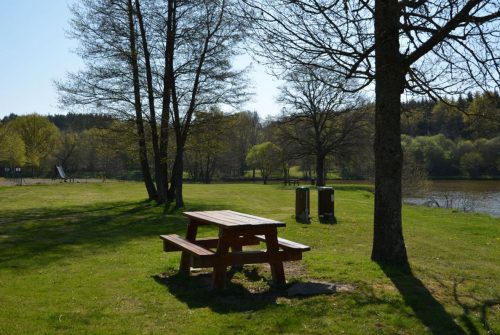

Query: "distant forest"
<box><xmin>1</xmin><ymin>91</ymin><xmax>499</xmax><ymax>181</ymax></box>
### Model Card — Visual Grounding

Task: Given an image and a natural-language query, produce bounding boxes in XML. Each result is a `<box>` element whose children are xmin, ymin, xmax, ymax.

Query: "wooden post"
<box><xmin>230</xmin><ymin>238</ymin><xmax>243</xmax><ymax>272</ymax></box>
<box><xmin>318</xmin><ymin>187</ymin><xmax>335</xmax><ymax>222</ymax></box>
<box><xmin>180</xmin><ymin>221</ymin><xmax>198</xmax><ymax>274</ymax></box>
<box><xmin>295</xmin><ymin>187</ymin><xmax>310</xmax><ymax>223</ymax></box>
<box><xmin>265</xmin><ymin>229</ymin><xmax>286</xmax><ymax>287</ymax></box>
<box><xmin>212</xmin><ymin>228</ymin><xmax>231</xmax><ymax>289</ymax></box>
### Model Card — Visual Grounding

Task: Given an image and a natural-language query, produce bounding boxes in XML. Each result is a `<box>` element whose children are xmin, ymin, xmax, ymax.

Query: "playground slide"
<box><xmin>56</xmin><ymin>165</ymin><xmax>66</xmax><ymax>179</ymax></box>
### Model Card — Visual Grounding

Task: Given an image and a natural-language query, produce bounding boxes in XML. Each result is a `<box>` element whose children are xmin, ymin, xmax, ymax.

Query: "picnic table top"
<box><xmin>183</xmin><ymin>210</ymin><xmax>286</xmax><ymax>229</ymax></box>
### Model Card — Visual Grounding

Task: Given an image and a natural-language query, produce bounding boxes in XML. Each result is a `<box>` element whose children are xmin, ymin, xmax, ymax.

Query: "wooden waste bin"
<box><xmin>295</xmin><ymin>187</ymin><xmax>310</xmax><ymax>223</ymax></box>
<box><xmin>318</xmin><ymin>187</ymin><xmax>335</xmax><ymax>222</ymax></box>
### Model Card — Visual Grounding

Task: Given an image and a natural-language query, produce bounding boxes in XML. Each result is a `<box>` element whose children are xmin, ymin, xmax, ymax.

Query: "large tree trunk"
<box><xmin>134</xmin><ymin>0</ymin><xmax>165</xmax><ymax>203</ymax></box>
<box><xmin>168</xmin><ymin>143</ymin><xmax>184</xmax><ymax>207</ymax></box>
<box><xmin>371</xmin><ymin>0</ymin><xmax>408</xmax><ymax>265</ymax></box>
<box><xmin>283</xmin><ymin>164</ymin><xmax>288</xmax><ymax>185</ymax></box>
<box><xmin>127</xmin><ymin>0</ymin><xmax>157</xmax><ymax>201</ymax></box>
<box><xmin>315</xmin><ymin>153</ymin><xmax>326</xmax><ymax>186</ymax></box>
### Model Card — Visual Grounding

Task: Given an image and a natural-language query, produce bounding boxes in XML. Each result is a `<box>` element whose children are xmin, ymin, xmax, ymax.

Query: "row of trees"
<box><xmin>403</xmin><ymin>134</ymin><xmax>500</xmax><ymax>178</ymax></box>
<box><xmin>3</xmin><ymin>109</ymin><xmax>497</xmax><ymax>183</ymax></box>
<box><xmin>402</xmin><ymin>91</ymin><xmax>500</xmax><ymax>140</ymax></box>
<box><xmin>0</xmin><ymin>114</ymin><xmax>139</xmax><ymax>178</ymax></box>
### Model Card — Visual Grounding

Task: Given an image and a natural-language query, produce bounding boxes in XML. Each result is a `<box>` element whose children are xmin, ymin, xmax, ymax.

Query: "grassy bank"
<box><xmin>0</xmin><ymin>182</ymin><xmax>498</xmax><ymax>334</ymax></box>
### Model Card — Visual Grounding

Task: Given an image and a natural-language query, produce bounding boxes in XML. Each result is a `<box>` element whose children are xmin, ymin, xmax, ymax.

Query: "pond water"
<box><xmin>404</xmin><ymin>180</ymin><xmax>500</xmax><ymax>217</ymax></box>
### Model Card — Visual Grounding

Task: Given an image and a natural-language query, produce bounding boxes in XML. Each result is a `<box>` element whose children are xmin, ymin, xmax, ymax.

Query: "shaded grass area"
<box><xmin>0</xmin><ymin>182</ymin><xmax>498</xmax><ymax>334</ymax></box>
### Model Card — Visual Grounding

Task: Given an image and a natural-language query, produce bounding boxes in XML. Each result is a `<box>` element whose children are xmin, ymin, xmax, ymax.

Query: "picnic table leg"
<box><xmin>212</xmin><ymin>228</ymin><xmax>231</xmax><ymax>290</ymax></box>
<box><xmin>264</xmin><ymin>229</ymin><xmax>286</xmax><ymax>287</ymax></box>
<box><xmin>230</xmin><ymin>242</ymin><xmax>243</xmax><ymax>272</ymax></box>
<box><xmin>180</xmin><ymin>221</ymin><xmax>198</xmax><ymax>275</ymax></box>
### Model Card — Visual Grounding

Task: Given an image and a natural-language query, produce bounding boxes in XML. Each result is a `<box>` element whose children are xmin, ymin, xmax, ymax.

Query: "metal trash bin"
<box><xmin>295</xmin><ymin>187</ymin><xmax>310</xmax><ymax>223</ymax></box>
<box><xmin>318</xmin><ymin>187</ymin><xmax>335</xmax><ymax>222</ymax></box>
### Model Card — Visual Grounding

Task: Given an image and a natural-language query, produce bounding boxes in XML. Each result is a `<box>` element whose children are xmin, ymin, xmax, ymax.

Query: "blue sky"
<box><xmin>0</xmin><ymin>0</ymin><xmax>282</xmax><ymax>119</ymax></box>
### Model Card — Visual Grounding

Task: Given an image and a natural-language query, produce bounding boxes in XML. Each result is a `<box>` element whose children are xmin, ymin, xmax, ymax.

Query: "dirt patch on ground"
<box><xmin>0</xmin><ymin>178</ymin><xmax>104</xmax><ymax>186</ymax></box>
<box><xmin>162</xmin><ymin>263</ymin><xmax>355</xmax><ymax>297</ymax></box>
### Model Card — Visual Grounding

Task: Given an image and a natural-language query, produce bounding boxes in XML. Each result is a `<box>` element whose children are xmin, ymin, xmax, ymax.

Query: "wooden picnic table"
<box><xmin>160</xmin><ymin>210</ymin><xmax>310</xmax><ymax>289</ymax></box>
<box><xmin>285</xmin><ymin>179</ymin><xmax>300</xmax><ymax>186</ymax></box>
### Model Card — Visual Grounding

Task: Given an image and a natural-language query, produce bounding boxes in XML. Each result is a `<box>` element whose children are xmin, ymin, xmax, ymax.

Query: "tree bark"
<box><xmin>127</xmin><ymin>0</ymin><xmax>157</xmax><ymax>200</ymax></box>
<box><xmin>371</xmin><ymin>0</ymin><xmax>408</xmax><ymax>265</ymax></box>
<box><xmin>134</xmin><ymin>0</ymin><xmax>165</xmax><ymax>203</ymax></box>
<box><xmin>316</xmin><ymin>153</ymin><xmax>326</xmax><ymax>186</ymax></box>
<box><xmin>169</xmin><ymin>141</ymin><xmax>184</xmax><ymax>207</ymax></box>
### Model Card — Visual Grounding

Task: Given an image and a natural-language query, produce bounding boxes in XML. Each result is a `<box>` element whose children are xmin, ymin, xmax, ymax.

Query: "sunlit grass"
<box><xmin>0</xmin><ymin>181</ymin><xmax>498</xmax><ymax>334</ymax></box>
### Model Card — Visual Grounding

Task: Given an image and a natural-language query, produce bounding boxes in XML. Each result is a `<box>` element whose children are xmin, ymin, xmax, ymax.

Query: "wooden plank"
<box><xmin>255</xmin><ymin>235</ymin><xmax>311</xmax><ymax>251</ymax></box>
<box><xmin>226</xmin><ymin>226</ymin><xmax>284</xmax><ymax>236</ymax></box>
<box><xmin>210</xmin><ymin>250</ymin><xmax>302</xmax><ymax>266</ymax></box>
<box><xmin>195</xmin><ymin>211</ymin><xmax>275</xmax><ymax>227</ymax></box>
<box><xmin>193</xmin><ymin>250</ymin><xmax>302</xmax><ymax>268</ymax></box>
<box><xmin>214</xmin><ymin>210</ymin><xmax>277</xmax><ymax>225</ymax></box>
<box><xmin>183</xmin><ymin>211</ymin><xmax>242</xmax><ymax>227</ymax></box>
<box><xmin>195</xmin><ymin>236</ymin><xmax>260</xmax><ymax>249</ymax></box>
<box><xmin>183</xmin><ymin>210</ymin><xmax>286</xmax><ymax>228</ymax></box>
<box><xmin>163</xmin><ymin>236</ymin><xmax>261</xmax><ymax>251</ymax></box>
<box><xmin>160</xmin><ymin>234</ymin><xmax>214</xmax><ymax>256</ymax></box>
<box><xmin>224</xmin><ymin>210</ymin><xmax>284</xmax><ymax>224</ymax></box>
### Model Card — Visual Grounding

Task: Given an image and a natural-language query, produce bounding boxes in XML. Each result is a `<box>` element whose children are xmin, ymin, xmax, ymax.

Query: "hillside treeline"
<box><xmin>400</xmin><ymin>91</ymin><xmax>500</xmax><ymax>178</ymax></box>
<box><xmin>1</xmin><ymin>91</ymin><xmax>499</xmax><ymax>181</ymax></box>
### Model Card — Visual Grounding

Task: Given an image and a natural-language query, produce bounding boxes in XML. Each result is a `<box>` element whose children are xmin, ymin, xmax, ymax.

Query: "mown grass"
<box><xmin>242</xmin><ymin>166</ymin><xmax>341</xmax><ymax>179</ymax></box>
<box><xmin>0</xmin><ymin>181</ymin><xmax>498</xmax><ymax>334</ymax></box>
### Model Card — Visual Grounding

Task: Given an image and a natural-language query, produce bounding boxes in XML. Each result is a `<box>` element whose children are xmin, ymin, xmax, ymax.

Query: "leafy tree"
<box><xmin>246</xmin><ymin>142</ymin><xmax>282</xmax><ymax>184</ymax></box>
<box><xmin>261</xmin><ymin>119</ymin><xmax>301</xmax><ymax>184</ymax></box>
<box><xmin>401</xmin><ymin>143</ymin><xmax>428</xmax><ymax>196</ymax></box>
<box><xmin>55</xmin><ymin>132</ymin><xmax>81</xmax><ymax>173</ymax></box>
<box><xmin>185</xmin><ymin>108</ymin><xmax>229</xmax><ymax>183</ymax></box>
<box><xmin>225</xmin><ymin>111</ymin><xmax>261</xmax><ymax>177</ymax></box>
<box><xmin>475</xmin><ymin>137</ymin><xmax>500</xmax><ymax>175</ymax></box>
<box><xmin>407</xmin><ymin>135</ymin><xmax>458</xmax><ymax>177</ymax></box>
<box><xmin>0</xmin><ymin>124</ymin><xmax>7</xmax><ymax>148</ymax></box>
<box><xmin>9</xmin><ymin>114</ymin><xmax>60</xmax><ymax>175</ymax></box>
<box><xmin>459</xmin><ymin>152</ymin><xmax>484</xmax><ymax>178</ymax></box>
<box><xmin>464</xmin><ymin>92</ymin><xmax>500</xmax><ymax>139</ymax></box>
<box><xmin>431</xmin><ymin>101</ymin><xmax>464</xmax><ymax>139</ymax></box>
<box><xmin>277</xmin><ymin>68</ymin><xmax>367</xmax><ymax>186</ymax></box>
<box><xmin>48</xmin><ymin>113</ymin><xmax>114</xmax><ymax>132</ymax></box>
<box><xmin>80</xmin><ymin>122</ymin><xmax>138</xmax><ymax>179</ymax></box>
<box><xmin>0</xmin><ymin>125</ymin><xmax>26</xmax><ymax>168</ymax></box>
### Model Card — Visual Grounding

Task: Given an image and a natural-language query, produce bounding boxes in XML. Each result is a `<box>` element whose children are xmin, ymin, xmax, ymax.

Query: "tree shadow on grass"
<box><xmin>0</xmin><ymin>200</ymin><xmax>186</xmax><ymax>268</ymax></box>
<box><xmin>0</xmin><ymin>200</ymin><xmax>234</xmax><ymax>270</ymax></box>
<box><xmin>330</xmin><ymin>184</ymin><xmax>374</xmax><ymax>193</ymax></box>
<box><xmin>152</xmin><ymin>269</ymin><xmax>281</xmax><ymax>313</ymax></box>
<box><xmin>449</xmin><ymin>277</ymin><xmax>498</xmax><ymax>335</ymax></box>
<box><xmin>380</xmin><ymin>263</ymin><xmax>467</xmax><ymax>335</ymax></box>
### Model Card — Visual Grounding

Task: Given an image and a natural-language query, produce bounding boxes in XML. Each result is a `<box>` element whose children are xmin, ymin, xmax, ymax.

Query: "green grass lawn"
<box><xmin>0</xmin><ymin>181</ymin><xmax>498</xmax><ymax>334</ymax></box>
<box><xmin>242</xmin><ymin>165</ymin><xmax>341</xmax><ymax>180</ymax></box>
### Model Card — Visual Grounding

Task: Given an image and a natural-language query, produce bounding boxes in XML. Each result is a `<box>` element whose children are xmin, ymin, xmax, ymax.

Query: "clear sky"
<box><xmin>0</xmin><ymin>0</ymin><xmax>282</xmax><ymax>119</ymax></box>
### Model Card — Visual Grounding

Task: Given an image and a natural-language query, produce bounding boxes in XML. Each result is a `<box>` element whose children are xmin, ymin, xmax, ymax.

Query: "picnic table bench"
<box><xmin>160</xmin><ymin>210</ymin><xmax>310</xmax><ymax>289</ymax></box>
<box><xmin>285</xmin><ymin>179</ymin><xmax>300</xmax><ymax>186</ymax></box>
